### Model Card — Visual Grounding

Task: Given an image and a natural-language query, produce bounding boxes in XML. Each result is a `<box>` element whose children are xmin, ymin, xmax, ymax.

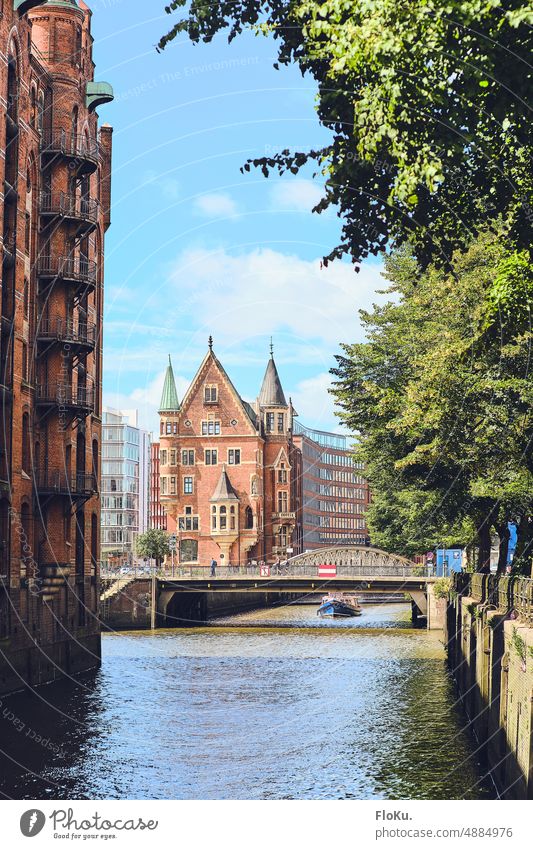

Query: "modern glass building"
<box><xmin>292</xmin><ymin>421</ymin><xmax>370</xmax><ymax>550</ymax></box>
<box><xmin>101</xmin><ymin>409</ymin><xmax>151</xmax><ymax>564</ymax></box>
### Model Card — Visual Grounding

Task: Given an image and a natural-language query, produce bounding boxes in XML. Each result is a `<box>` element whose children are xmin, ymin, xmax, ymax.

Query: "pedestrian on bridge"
<box><xmin>210</xmin><ymin>558</ymin><xmax>217</xmax><ymax>577</ymax></box>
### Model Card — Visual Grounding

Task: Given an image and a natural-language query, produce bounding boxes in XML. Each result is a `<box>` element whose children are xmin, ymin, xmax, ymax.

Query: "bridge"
<box><xmin>154</xmin><ymin>546</ymin><xmax>442</xmax><ymax>628</ymax></box>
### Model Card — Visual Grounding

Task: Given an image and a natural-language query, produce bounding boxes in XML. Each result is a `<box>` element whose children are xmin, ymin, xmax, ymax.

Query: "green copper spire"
<box><xmin>159</xmin><ymin>355</ymin><xmax>180</xmax><ymax>413</ymax></box>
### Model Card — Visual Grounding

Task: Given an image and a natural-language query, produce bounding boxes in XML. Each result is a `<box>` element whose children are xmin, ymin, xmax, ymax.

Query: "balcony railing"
<box><xmin>40</xmin><ymin>191</ymin><xmax>99</xmax><ymax>226</ymax></box>
<box><xmin>455</xmin><ymin>573</ymin><xmax>533</xmax><ymax>624</ymax></box>
<box><xmin>272</xmin><ymin>511</ymin><xmax>296</xmax><ymax>521</ymax></box>
<box><xmin>35</xmin><ymin>384</ymin><xmax>95</xmax><ymax>413</ymax></box>
<box><xmin>40</xmin><ymin>129</ymin><xmax>99</xmax><ymax>170</ymax></box>
<box><xmin>37</xmin><ymin>255</ymin><xmax>97</xmax><ymax>286</ymax></box>
<box><xmin>35</xmin><ymin>470</ymin><xmax>97</xmax><ymax>498</ymax></box>
<box><xmin>37</xmin><ymin>318</ymin><xmax>97</xmax><ymax>349</ymax></box>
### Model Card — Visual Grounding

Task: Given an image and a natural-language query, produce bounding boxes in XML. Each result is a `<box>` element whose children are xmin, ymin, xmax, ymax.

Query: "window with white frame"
<box><xmin>204</xmin><ymin>384</ymin><xmax>218</xmax><ymax>403</ymax></box>
<box><xmin>228</xmin><ymin>448</ymin><xmax>241</xmax><ymax>465</ymax></box>
<box><xmin>183</xmin><ymin>476</ymin><xmax>193</xmax><ymax>494</ymax></box>
<box><xmin>201</xmin><ymin>420</ymin><xmax>221</xmax><ymax>435</ymax></box>
<box><xmin>181</xmin><ymin>449</ymin><xmax>194</xmax><ymax>465</ymax></box>
<box><xmin>205</xmin><ymin>449</ymin><xmax>217</xmax><ymax>465</ymax></box>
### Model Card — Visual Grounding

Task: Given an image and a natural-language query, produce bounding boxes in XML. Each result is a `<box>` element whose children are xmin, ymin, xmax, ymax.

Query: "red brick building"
<box><xmin>0</xmin><ymin>0</ymin><xmax>112</xmax><ymax>696</ymax></box>
<box><xmin>159</xmin><ymin>341</ymin><xmax>369</xmax><ymax>566</ymax></box>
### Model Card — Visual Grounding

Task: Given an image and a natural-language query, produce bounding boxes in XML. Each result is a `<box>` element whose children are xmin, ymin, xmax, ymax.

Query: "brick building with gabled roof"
<box><xmin>158</xmin><ymin>340</ymin><xmax>370</xmax><ymax>566</ymax></box>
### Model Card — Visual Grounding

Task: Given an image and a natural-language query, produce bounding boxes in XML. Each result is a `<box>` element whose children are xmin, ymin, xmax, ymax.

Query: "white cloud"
<box><xmin>193</xmin><ymin>192</ymin><xmax>239</xmax><ymax>218</ymax></box>
<box><xmin>170</xmin><ymin>246</ymin><xmax>388</xmax><ymax>349</ymax></box>
<box><xmin>291</xmin><ymin>372</ymin><xmax>339</xmax><ymax>432</ymax></box>
<box><xmin>270</xmin><ymin>179</ymin><xmax>325</xmax><ymax>212</ymax></box>
<box><xmin>104</xmin><ymin>368</ymin><xmax>189</xmax><ymax>437</ymax></box>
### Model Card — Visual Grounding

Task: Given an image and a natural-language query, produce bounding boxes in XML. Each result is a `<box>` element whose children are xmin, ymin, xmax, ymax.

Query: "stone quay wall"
<box><xmin>446</xmin><ymin>573</ymin><xmax>533</xmax><ymax>799</ymax></box>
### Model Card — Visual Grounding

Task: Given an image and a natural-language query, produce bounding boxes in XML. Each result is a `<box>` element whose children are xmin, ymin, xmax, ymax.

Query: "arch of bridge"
<box><xmin>288</xmin><ymin>545</ymin><xmax>416</xmax><ymax>571</ymax></box>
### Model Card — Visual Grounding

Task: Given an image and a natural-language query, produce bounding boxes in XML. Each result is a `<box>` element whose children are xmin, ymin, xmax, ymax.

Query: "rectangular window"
<box><xmin>228</xmin><ymin>448</ymin><xmax>241</xmax><ymax>465</ymax></box>
<box><xmin>278</xmin><ymin>491</ymin><xmax>288</xmax><ymax>513</ymax></box>
<box><xmin>205</xmin><ymin>449</ymin><xmax>217</xmax><ymax>465</ymax></box>
<box><xmin>160</xmin><ymin>476</ymin><xmax>167</xmax><ymax>495</ymax></box>
<box><xmin>201</xmin><ymin>421</ymin><xmax>220</xmax><ymax>435</ymax></box>
<box><xmin>277</xmin><ymin>413</ymin><xmax>284</xmax><ymax>433</ymax></box>
<box><xmin>183</xmin><ymin>476</ymin><xmax>193</xmax><ymax>494</ymax></box>
<box><xmin>181</xmin><ymin>449</ymin><xmax>194</xmax><ymax>465</ymax></box>
<box><xmin>25</xmin><ymin>213</ymin><xmax>31</xmax><ymax>255</ymax></box>
<box><xmin>278</xmin><ymin>468</ymin><xmax>287</xmax><ymax>483</ymax></box>
<box><xmin>170</xmin><ymin>449</ymin><xmax>177</xmax><ymax>466</ymax></box>
<box><xmin>166</xmin><ymin>422</ymin><xmax>172</xmax><ymax>434</ymax></box>
<box><xmin>266</xmin><ymin>413</ymin><xmax>274</xmax><ymax>432</ymax></box>
<box><xmin>160</xmin><ymin>449</ymin><xmax>167</xmax><ymax>466</ymax></box>
<box><xmin>204</xmin><ymin>385</ymin><xmax>217</xmax><ymax>403</ymax></box>
<box><xmin>170</xmin><ymin>476</ymin><xmax>176</xmax><ymax>495</ymax></box>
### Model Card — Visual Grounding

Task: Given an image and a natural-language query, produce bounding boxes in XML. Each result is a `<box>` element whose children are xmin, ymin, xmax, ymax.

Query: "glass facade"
<box><xmin>100</xmin><ymin>409</ymin><xmax>150</xmax><ymax>560</ymax></box>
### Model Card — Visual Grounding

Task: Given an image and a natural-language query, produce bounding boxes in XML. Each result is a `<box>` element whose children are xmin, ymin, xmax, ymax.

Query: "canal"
<box><xmin>0</xmin><ymin>602</ymin><xmax>495</xmax><ymax>800</ymax></box>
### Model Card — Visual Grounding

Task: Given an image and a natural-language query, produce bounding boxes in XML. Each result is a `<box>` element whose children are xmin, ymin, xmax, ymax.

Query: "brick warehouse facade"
<box><xmin>0</xmin><ymin>1</ymin><xmax>112</xmax><ymax>696</ymax></box>
<box><xmin>158</xmin><ymin>341</ymin><xmax>369</xmax><ymax>566</ymax></box>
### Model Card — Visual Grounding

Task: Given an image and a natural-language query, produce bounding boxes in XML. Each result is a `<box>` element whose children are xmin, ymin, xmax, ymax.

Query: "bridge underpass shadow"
<box><xmin>163</xmin><ymin>593</ymin><xmax>207</xmax><ymax>628</ymax></box>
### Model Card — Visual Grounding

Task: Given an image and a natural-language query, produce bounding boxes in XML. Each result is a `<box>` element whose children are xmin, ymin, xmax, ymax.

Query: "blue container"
<box><xmin>435</xmin><ymin>549</ymin><xmax>463</xmax><ymax>576</ymax></box>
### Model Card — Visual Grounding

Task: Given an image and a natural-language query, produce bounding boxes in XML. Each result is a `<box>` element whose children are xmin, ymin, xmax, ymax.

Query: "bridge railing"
<box><xmin>454</xmin><ymin>572</ymin><xmax>533</xmax><ymax>623</ymax></box>
<box><xmin>153</xmin><ymin>563</ymin><xmax>432</xmax><ymax>580</ymax></box>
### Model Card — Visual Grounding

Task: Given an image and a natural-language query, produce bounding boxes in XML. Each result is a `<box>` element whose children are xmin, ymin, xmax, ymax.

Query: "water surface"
<box><xmin>0</xmin><ymin>602</ymin><xmax>494</xmax><ymax>799</ymax></box>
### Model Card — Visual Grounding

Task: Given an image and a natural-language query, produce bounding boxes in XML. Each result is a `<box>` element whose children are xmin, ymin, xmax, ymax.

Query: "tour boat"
<box><xmin>317</xmin><ymin>593</ymin><xmax>362</xmax><ymax>618</ymax></box>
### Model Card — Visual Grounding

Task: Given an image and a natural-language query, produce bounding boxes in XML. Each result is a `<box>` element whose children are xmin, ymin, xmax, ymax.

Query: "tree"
<box><xmin>135</xmin><ymin>529</ymin><xmax>171</xmax><ymax>571</ymax></box>
<box><xmin>158</xmin><ymin>0</ymin><xmax>533</xmax><ymax>270</ymax></box>
<box><xmin>331</xmin><ymin>231</ymin><xmax>533</xmax><ymax>572</ymax></box>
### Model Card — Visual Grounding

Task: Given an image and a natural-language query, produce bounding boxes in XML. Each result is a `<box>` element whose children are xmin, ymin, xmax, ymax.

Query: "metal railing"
<box><xmin>35</xmin><ymin>383</ymin><xmax>95</xmax><ymax>411</ymax></box>
<box><xmin>37</xmin><ymin>317</ymin><xmax>96</xmax><ymax>347</ymax></box>
<box><xmin>35</xmin><ymin>470</ymin><xmax>97</xmax><ymax>497</ymax></box>
<box><xmin>40</xmin><ymin>129</ymin><xmax>99</xmax><ymax>166</ymax></box>
<box><xmin>455</xmin><ymin>572</ymin><xmax>533</xmax><ymax>622</ymax></box>
<box><xmin>125</xmin><ymin>563</ymin><xmax>431</xmax><ymax>580</ymax></box>
<box><xmin>37</xmin><ymin>255</ymin><xmax>97</xmax><ymax>285</ymax></box>
<box><xmin>40</xmin><ymin>191</ymin><xmax>99</xmax><ymax>224</ymax></box>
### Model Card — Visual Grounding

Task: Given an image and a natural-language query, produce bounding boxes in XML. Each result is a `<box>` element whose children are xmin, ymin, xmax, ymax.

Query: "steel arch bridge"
<box><xmin>288</xmin><ymin>545</ymin><xmax>417</xmax><ymax>575</ymax></box>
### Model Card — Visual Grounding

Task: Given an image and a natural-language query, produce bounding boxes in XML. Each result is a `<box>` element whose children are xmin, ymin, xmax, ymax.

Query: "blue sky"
<box><xmin>91</xmin><ymin>0</ymin><xmax>386</xmax><ymax>436</ymax></box>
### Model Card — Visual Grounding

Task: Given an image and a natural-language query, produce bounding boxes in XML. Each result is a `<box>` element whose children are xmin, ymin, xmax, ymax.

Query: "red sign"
<box><xmin>260</xmin><ymin>565</ymin><xmax>270</xmax><ymax>577</ymax></box>
<box><xmin>318</xmin><ymin>564</ymin><xmax>337</xmax><ymax>578</ymax></box>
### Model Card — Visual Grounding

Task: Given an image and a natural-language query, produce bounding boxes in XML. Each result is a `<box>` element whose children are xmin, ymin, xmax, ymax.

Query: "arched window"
<box><xmin>245</xmin><ymin>506</ymin><xmax>254</xmax><ymax>530</ymax></box>
<box><xmin>20</xmin><ymin>502</ymin><xmax>31</xmax><ymax>577</ymax></box>
<box><xmin>38</xmin><ymin>92</ymin><xmax>44</xmax><ymax>133</ymax></box>
<box><xmin>30</xmin><ymin>86</ymin><xmax>37</xmax><ymax>127</ymax></box>
<box><xmin>180</xmin><ymin>539</ymin><xmax>198</xmax><ymax>563</ymax></box>
<box><xmin>92</xmin><ymin>439</ymin><xmax>99</xmax><ymax>484</ymax></box>
<box><xmin>7</xmin><ymin>54</ymin><xmax>18</xmax><ymax>121</ymax></box>
<box><xmin>22</xmin><ymin>413</ymin><xmax>30</xmax><ymax>473</ymax></box>
<box><xmin>91</xmin><ymin>513</ymin><xmax>98</xmax><ymax>575</ymax></box>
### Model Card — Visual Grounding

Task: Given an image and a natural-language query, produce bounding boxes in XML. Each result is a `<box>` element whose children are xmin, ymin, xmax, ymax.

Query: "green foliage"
<box><xmin>135</xmin><ymin>529</ymin><xmax>171</xmax><ymax>565</ymax></box>
<box><xmin>511</xmin><ymin>627</ymin><xmax>527</xmax><ymax>664</ymax></box>
<box><xmin>433</xmin><ymin>577</ymin><xmax>453</xmax><ymax>599</ymax></box>
<box><xmin>330</xmin><ymin>230</ymin><xmax>533</xmax><ymax>568</ymax></box>
<box><xmin>159</xmin><ymin>0</ymin><xmax>532</xmax><ymax>270</ymax></box>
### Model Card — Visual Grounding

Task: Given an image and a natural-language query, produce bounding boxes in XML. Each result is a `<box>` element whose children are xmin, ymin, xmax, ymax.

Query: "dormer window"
<box><xmin>204</xmin><ymin>384</ymin><xmax>218</xmax><ymax>404</ymax></box>
<box><xmin>278</xmin><ymin>464</ymin><xmax>287</xmax><ymax>484</ymax></box>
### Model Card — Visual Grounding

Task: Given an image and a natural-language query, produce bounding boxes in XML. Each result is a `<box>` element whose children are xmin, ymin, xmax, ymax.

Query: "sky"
<box><xmin>90</xmin><ymin>0</ymin><xmax>388</xmax><ymax>436</ymax></box>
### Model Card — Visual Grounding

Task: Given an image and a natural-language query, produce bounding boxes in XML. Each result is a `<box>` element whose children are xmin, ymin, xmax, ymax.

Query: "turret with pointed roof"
<box><xmin>210</xmin><ymin>465</ymin><xmax>239</xmax><ymax>502</ymax></box>
<box><xmin>159</xmin><ymin>355</ymin><xmax>180</xmax><ymax>413</ymax></box>
<box><xmin>258</xmin><ymin>343</ymin><xmax>287</xmax><ymax>408</ymax></box>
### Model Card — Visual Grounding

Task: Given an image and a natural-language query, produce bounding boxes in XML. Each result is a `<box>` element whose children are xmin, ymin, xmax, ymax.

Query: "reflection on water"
<box><xmin>0</xmin><ymin>603</ymin><xmax>494</xmax><ymax>800</ymax></box>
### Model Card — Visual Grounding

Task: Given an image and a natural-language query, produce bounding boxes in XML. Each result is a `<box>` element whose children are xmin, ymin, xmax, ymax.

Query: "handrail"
<box><xmin>40</xmin><ymin>191</ymin><xmax>99</xmax><ymax>222</ymax></box>
<box><xmin>35</xmin><ymin>470</ymin><xmax>97</xmax><ymax>496</ymax></box>
<box><xmin>37</xmin><ymin>255</ymin><xmax>97</xmax><ymax>284</ymax></box>
<box><xmin>37</xmin><ymin>317</ymin><xmax>96</xmax><ymax>346</ymax></box>
<box><xmin>40</xmin><ymin>128</ymin><xmax>99</xmax><ymax>163</ymax></box>
<box><xmin>35</xmin><ymin>383</ymin><xmax>95</xmax><ymax>409</ymax></box>
<box><xmin>454</xmin><ymin>572</ymin><xmax>533</xmax><ymax>622</ymax></box>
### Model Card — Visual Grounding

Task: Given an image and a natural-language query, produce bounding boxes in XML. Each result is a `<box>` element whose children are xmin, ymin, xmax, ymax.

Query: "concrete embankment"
<box><xmin>100</xmin><ymin>577</ymin><xmax>295</xmax><ymax>630</ymax></box>
<box><xmin>446</xmin><ymin>573</ymin><xmax>533</xmax><ymax>799</ymax></box>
